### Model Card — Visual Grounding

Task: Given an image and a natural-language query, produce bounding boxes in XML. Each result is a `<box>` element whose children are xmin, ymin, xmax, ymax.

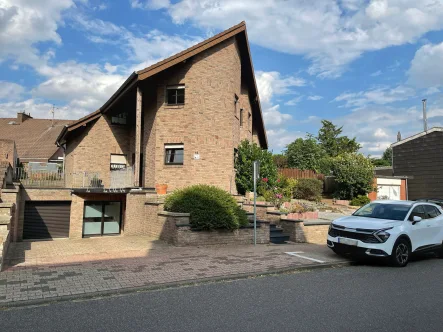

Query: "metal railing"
<box><xmin>71</xmin><ymin>172</ymin><xmax>104</xmax><ymax>189</ymax></box>
<box><xmin>14</xmin><ymin>167</ymin><xmax>65</xmax><ymax>188</ymax></box>
<box><xmin>110</xmin><ymin>166</ymin><xmax>134</xmax><ymax>189</ymax></box>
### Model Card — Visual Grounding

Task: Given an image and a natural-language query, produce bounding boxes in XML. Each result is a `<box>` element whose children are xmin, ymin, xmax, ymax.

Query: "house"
<box><xmin>1</xmin><ymin>21</ymin><xmax>267</xmax><ymax>242</ymax></box>
<box><xmin>0</xmin><ymin>112</ymin><xmax>71</xmax><ymax>167</ymax></box>
<box><xmin>391</xmin><ymin>127</ymin><xmax>443</xmax><ymax>200</ymax></box>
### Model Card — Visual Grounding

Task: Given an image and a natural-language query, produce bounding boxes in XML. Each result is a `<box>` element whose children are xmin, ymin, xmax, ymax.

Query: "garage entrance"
<box><xmin>23</xmin><ymin>201</ymin><xmax>71</xmax><ymax>240</ymax></box>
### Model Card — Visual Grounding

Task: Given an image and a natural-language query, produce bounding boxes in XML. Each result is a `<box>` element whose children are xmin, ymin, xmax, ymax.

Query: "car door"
<box><xmin>406</xmin><ymin>205</ymin><xmax>433</xmax><ymax>251</ymax></box>
<box><xmin>423</xmin><ymin>204</ymin><xmax>443</xmax><ymax>246</ymax></box>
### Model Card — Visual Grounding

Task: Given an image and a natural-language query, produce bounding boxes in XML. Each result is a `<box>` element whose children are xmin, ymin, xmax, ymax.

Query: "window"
<box><xmin>83</xmin><ymin>201</ymin><xmax>121</xmax><ymax>236</ymax></box>
<box><xmin>409</xmin><ymin>205</ymin><xmax>426</xmax><ymax>221</ymax></box>
<box><xmin>424</xmin><ymin>205</ymin><xmax>441</xmax><ymax>219</ymax></box>
<box><xmin>110</xmin><ymin>154</ymin><xmax>127</xmax><ymax>170</ymax></box>
<box><xmin>111</xmin><ymin>112</ymin><xmax>127</xmax><ymax>125</ymax></box>
<box><xmin>248</xmin><ymin>112</ymin><xmax>251</xmax><ymax>129</ymax></box>
<box><xmin>353</xmin><ymin>203</ymin><xmax>412</xmax><ymax>221</ymax></box>
<box><xmin>234</xmin><ymin>94</ymin><xmax>239</xmax><ymax>115</ymax></box>
<box><xmin>166</xmin><ymin>85</ymin><xmax>185</xmax><ymax>105</ymax></box>
<box><xmin>165</xmin><ymin>144</ymin><xmax>184</xmax><ymax>165</ymax></box>
<box><xmin>240</xmin><ymin>108</ymin><xmax>244</xmax><ymax>127</ymax></box>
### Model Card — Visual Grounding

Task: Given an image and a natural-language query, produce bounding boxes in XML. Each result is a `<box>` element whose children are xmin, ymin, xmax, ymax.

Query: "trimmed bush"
<box><xmin>164</xmin><ymin>185</ymin><xmax>249</xmax><ymax>231</ymax></box>
<box><xmin>350</xmin><ymin>195</ymin><xmax>371</xmax><ymax>206</ymax></box>
<box><xmin>293</xmin><ymin>178</ymin><xmax>323</xmax><ymax>202</ymax></box>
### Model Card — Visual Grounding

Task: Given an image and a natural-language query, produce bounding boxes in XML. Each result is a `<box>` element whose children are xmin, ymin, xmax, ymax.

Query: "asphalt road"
<box><xmin>1</xmin><ymin>256</ymin><xmax>443</xmax><ymax>332</ymax></box>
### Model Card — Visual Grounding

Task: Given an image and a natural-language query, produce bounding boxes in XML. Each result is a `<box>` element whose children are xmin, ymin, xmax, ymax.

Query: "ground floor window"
<box><xmin>83</xmin><ymin>201</ymin><xmax>122</xmax><ymax>237</ymax></box>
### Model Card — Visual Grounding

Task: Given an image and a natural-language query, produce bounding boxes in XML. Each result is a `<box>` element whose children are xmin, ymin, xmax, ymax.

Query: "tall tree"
<box><xmin>382</xmin><ymin>147</ymin><xmax>393</xmax><ymax>164</ymax></box>
<box><xmin>272</xmin><ymin>154</ymin><xmax>288</xmax><ymax>168</ymax></box>
<box><xmin>317</xmin><ymin>120</ymin><xmax>360</xmax><ymax>157</ymax></box>
<box><xmin>284</xmin><ymin>135</ymin><xmax>326</xmax><ymax>171</ymax></box>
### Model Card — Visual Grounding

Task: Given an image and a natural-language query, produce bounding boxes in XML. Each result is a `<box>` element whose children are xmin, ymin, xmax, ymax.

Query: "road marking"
<box><xmin>285</xmin><ymin>252</ymin><xmax>326</xmax><ymax>264</ymax></box>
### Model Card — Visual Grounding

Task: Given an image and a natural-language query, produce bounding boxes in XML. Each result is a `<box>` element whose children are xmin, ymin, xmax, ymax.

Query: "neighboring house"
<box><xmin>391</xmin><ymin>127</ymin><xmax>443</xmax><ymax>200</ymax></box>
<box><xmin>3</xmin><ymin>22</ymin><xmax>268</xmax><ymax>242</ymax></box>
<box><xmin>0</xmin><ymin>140</ymin><xmax>17</xmax><ymax>169</ymax></box>
<box><xmin>368</xmin><ymin>176</ymin><xmax>408</xmax><ymax>201</ymax></box>
<box><xmin>374</xmin><ymin>166</ymin><xmax>393</xmax><ymax>177</ymax></box>
<box><xmin>0</xmin><ymin>112</ymin><xmax>71</xmax><ymax>166</ymax></box>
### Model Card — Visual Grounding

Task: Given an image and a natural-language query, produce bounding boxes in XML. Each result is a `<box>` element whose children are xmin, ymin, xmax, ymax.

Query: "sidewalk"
<box><xmin>0</xmin><ymin>237</ymin><xmax>347</xmax><ymax>305</ymax></box>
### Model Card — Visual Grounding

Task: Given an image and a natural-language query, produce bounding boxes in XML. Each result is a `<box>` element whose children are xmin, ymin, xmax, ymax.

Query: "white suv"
<box><xmin>327</xmin><ymin>200</ymin><xmax>443</xmax><ymax>267</ymax></box>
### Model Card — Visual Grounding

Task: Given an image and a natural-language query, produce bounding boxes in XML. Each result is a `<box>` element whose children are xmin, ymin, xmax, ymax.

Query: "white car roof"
<box><xmin>371</xmin><ymin>200</ymin><xmax>415</xmax><ymax>206</ymax></box>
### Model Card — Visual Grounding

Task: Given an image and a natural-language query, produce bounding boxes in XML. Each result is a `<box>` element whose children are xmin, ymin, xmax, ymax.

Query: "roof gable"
<box><xmin>58</xmin><ymin>21</ymin><xmax>268</xmax><ymax>149</ymax></box>
<box><xmin>391</xmin><ymin>127</ymin><xmax>443</xmax><ymax>148</ymax></box>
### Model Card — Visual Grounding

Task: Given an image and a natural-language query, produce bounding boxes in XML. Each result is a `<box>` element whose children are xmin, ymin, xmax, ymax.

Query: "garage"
<box><xmin>23</xmin><ymin>201</ymin><xmax>71</xmax><ymax>240</ymax></box>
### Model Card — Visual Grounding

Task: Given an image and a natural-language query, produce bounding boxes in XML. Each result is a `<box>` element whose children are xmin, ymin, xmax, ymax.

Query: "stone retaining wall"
<box><xmin>280</xmin><ymin>219</ymin><xmax>330</xmax><ymax>245</ymax></box>
<box><xmin>0</xmin><ymin>202</ymin><xmax>13</xmax><ymax>271</ymax></box>
<box><xmin>157</xmin><ymin>211</ymin><xmax>270</xmax><ymax>246</ymax></box>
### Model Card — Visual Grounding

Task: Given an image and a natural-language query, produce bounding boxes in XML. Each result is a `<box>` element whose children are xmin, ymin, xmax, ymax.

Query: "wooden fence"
<box><xmin>278</xmin><ymin>168</ymin><xmax>325</xmax><ymax>181</ymax></box>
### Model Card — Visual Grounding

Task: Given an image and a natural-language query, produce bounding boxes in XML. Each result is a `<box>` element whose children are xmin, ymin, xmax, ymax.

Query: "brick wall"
<box><xmin>280</xmin><ymin>219</ymin><xmax>330</xmax><ymax>244</ymax></box>
<box><xmin>0</xmin><ymin>140</ymin><xmax>16</xmax><ymax>169</ymax></box>
<box><xmin>65</xmin><ymin>116</ymin><xmax>132</xmax><ymax>188</ymax></box>
<box><xmin>124</xmin><ymin>192</ymin><xmax>150</xmax><ymax>236</ymax></box>
<box><xmin>242</xmin><ymin>203</ymin><xmax>274</xmax><ymax>221</ymax></box>
<box><xmin>0</xmin><ymin>202</ymin><xmax>13</xmax><ymax>271</ymax></box>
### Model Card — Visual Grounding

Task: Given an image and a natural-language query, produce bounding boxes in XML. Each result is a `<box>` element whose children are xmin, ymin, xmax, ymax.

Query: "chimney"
<box><xmin>17</xmin><ymin>112</ymin><xmax>32</xmax><ymax>124</ymax></box>
<box><xmin>422</xmin><ymin>99</ymin><xmax>428</xmax><ymax>132</ymax></box>
<box><xmin>397</xmin><ymin>131</ymin><xmax>401</xmax><ymax>142</ymax></box>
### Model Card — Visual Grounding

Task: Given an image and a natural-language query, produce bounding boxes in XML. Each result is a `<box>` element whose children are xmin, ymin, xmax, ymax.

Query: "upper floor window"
<box><xmin>111</xmin><ymin>112</ymin><xmax>127</xmax><ymax>125</ymax></box>
<box><xmin>248</xmin><ymin>112</ymin><xmax>251</xmax><ymax>129</ymax></box>
<box><xmin>110</xmin><ymin>154</ymin><xmax>127</xmax><ymax>170</ymax></box>
<box><xmin>240</xmin><ymin>109</ymin><xmax>244</xmax><ymax>127</ymax></box>
<box><xmin>166</xmin><ymin>85</ymin><xmax>185</xmax><ymax>105</ymax></box>
<box><xmin>165</xmin><ymin>144</ymin><xmax>184</xmax><ymax>165</ymax></box>
<box><xmin>234</xmin><ymin>94</ymin><xmax>239</xmax><ymax>115</ymax></box>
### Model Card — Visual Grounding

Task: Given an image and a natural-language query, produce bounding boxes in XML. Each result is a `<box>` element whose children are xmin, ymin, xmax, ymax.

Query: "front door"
<box><xmin>83</xmin><ymin>201</ymin><xmax>122</xmax><ymax>237</ymax></box>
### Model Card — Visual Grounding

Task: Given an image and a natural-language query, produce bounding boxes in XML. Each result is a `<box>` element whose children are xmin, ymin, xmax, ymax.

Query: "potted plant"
<box><xmin>156</xmin><ymin>183</ymin><xmax>168</xmax><ymax>195</ymax></box>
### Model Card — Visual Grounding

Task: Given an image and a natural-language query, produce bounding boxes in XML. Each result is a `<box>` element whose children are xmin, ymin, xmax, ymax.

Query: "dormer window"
<box><xmin>111</xmin><ymin>112</ymin><xmax>127</xmax><ymax>125</ymax></box>
<box><xmin>166</xmin><ymin>85</ymin><xmax>185</xmax><ymax>105</ymax></box>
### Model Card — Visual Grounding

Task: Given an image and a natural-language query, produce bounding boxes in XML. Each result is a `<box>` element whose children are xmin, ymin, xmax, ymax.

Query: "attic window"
<box><xmin>166</xmin><ymin>85</ymin><xmax>185</xmax><ymax>105</ymax></box>
<box><xmin>8</xmin><ymin>121</ymin><xmax>17</xmax><ymax>125</ymax></box>
<box><xmin>111</xmin><ymin>112</ymin><xmax>127</xmax><ymax>125</ymax></box>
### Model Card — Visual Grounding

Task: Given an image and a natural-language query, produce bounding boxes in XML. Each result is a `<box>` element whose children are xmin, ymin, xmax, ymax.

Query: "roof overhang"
<box><xmin>391</xmin><ymin>127</ymin><xmax>443</xmax><ymax>148</ymax></box>
<box><xmin>56</xmin><ymin>21</ymin><xmax>268</xmax><ymax>149</ymax></box>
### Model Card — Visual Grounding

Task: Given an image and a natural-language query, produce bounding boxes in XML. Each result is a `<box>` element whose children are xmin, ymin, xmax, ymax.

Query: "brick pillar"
<box><xmin>134</xmin><ymin>86</ymin><xmax>142</xmax><ymax>187</ymax></box>
<box><xmin>69</xmin><ymin>194</ymin><xmax>84</xmax><ymax>239</ymax></box>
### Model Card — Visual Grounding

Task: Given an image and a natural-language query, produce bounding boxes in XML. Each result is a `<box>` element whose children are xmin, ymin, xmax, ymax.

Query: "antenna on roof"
<box><xmin>422</xmin><ymin>99</ymin><xmax>428</xmax><ymax>132</ymax></box>
<box><xmin>51</xmin><ymin>104</ymin><xmax>58</xmax><ymax>127</ymax></box>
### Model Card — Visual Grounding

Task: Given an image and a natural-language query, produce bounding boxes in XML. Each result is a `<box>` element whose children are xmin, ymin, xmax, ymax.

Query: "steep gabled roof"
<box><xmin>391</xmin><ymin>127</ymin><xmax>443</xmax><ymax>148</ymax></box>
<box><xmin>0</xmin><ymin>118</ymin><xmax>71</xmax><ymax>162</ymax></box>
<box><xmin>57</xmin><ymin>21</ymin><xmax>268</xmax><ymax>148</ymax></box>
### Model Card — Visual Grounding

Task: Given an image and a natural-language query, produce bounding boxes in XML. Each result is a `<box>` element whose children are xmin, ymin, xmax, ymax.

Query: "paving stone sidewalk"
<box><xmin>0</xmin><ymin>237</ymin><xmax>344</xmax><ymax>304</ymax></box>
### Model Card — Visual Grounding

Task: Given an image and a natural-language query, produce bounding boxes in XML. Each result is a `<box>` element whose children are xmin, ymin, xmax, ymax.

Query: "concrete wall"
<box><xmin>280</xmin><ymin>219</ymin><xmax>330</xmax><ymax>245</ymax></box>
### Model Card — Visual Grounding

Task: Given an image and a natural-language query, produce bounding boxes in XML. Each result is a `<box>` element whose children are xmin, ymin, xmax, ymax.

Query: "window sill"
<box><xmin>164</xmin><ymin>164</ymin><xmax>184</xmax><ymax>168</ymax></box>
<box><xmin>164</xmin><ymin>104</ymin><xmax>185</xmax><ymax>109</ymax></box>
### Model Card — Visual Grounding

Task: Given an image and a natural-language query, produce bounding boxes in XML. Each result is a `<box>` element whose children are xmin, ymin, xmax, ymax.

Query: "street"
<box><xmin>1</xmin><ymin>256</ymin><xmax>443</xmax><ymax>332</ymax></box>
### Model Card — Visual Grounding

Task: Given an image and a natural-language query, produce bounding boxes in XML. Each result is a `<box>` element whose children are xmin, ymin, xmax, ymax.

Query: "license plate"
<box><xmin>338</xmin><ymin>237</ymin><xmax>358</xmax><ymax>246</ymax></box>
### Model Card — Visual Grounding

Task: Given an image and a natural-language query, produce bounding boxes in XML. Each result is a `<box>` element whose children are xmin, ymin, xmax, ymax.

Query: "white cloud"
<box><xmin>130</xmin><ymin>0</ymin><xmax>170</xmax><ymax>10</ymax></box>
<box><xmin>140</xmin><ymin>0</ymin><xmax>443</xmax><ymax>77</ymax></box>
<box><xmin>334</xmin><ymin>85</ymin><xmax>415</xmax><ymax>108</ymax></box>
<box><xmin>0</xmin><ymin>0</ymin><xmax>74</xmax><ymax>68</ymax></box>
<box><xmin>0</xmin><ymin>99</ymin><xmax>75</xmax><ymax>120</ymax></box>
<box><xmin>267</xmin><ymin>128</ymin><xmax>303</xmax><ymax>150</ymax></box>
<box><xmin>374</xmin><ymin>128</ymin><xmax>389</xmax><ymax>138</ymax></box>
<box><xmin>262</xmin><ymin>105</ymin><xmax>292</xmax><ymax>127</ymax></box>
<box><xmin>284</xmin><ymin>96</ymin><xmax>303</xmax><ymax>106</ymax></box>
<box><xmin>0</xmin><ymin>81</ymin><xmax>25</xmax><ymax>101</ymax></box>
<box><xmin>307</xmin><ymin>95</ymin><xmax>323</xmax><ymax>101</ymax></box>
<box><xmin>425</xmin><ymin>87</ymin><xmax>440</xmax><ymax>95</ymax></box>
<box><xmin>408</xmin><ymin>42</ymin><xmax>443</xmax><ymax>88</ymax></box>
<box><xmin>370</xmin><ymin>70</ymin><xmax>382</xmax><ymax>77</ymax></box>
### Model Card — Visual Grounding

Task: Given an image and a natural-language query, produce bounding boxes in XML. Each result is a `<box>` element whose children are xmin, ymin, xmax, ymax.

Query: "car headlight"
<box><xmin>374</xmin><ymin>230</ymin><xmax>390</xmax><ymax>243</ymax></box>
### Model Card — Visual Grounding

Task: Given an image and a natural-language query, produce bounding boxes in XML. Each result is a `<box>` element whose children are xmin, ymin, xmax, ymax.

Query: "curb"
<box><xmin>0</xmin><ymin>260</ymin><xmax>351</xmax><ymax>310</ymax></box>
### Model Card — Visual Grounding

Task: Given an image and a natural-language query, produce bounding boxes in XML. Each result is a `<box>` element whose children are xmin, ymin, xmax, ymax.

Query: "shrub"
<box><xmin>293</xmin><ymin>178</ymin><xmax>323</xmax><ymax>202</ymax></box>
<box><xmin>257</xmin><ymin>174</ymin><xmax>293</xmax><ymax>207</ymax></box>
<box><xmin>235</xmin><ymin>140</ymin><xmax>278</xmax><ymax>195</ymax></box>
<box><xmin>322</xmin><ymin>153</ymin><xmax>374</xmax><ymax>200</ymax></box>
<box><xmin>164</xmin><ymin>185</ymin><xmax>249</xmax><ymax>231</ymax></box>
<box><xmin>350</xmin><ymin>195</ymin><xmax>371</xmax><ymax>206</ymax></box>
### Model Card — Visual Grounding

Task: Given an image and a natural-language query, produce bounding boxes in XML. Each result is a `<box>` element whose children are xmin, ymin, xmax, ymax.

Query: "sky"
<box><xmin>2</xmin><ymin>1</ymin><xmax>443</xmax><ymax>157</ymax></box>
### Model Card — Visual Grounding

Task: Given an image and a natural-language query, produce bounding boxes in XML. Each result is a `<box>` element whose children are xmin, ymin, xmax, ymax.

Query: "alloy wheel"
<box><xmin>396</xmin><ymin>243</ymin><xmax>409</xmax><ymax>265</ymax></box>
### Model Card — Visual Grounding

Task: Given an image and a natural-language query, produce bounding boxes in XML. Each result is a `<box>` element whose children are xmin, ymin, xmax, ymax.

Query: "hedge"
<box><xmin>164</xmin><ymin>185</ymin><xmax>249</xmax><ymax>231</ymax></box>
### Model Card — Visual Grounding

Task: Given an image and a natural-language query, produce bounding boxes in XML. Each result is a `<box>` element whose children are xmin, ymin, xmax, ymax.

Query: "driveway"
<box><xmin>0</xmin><ymin>237</ymin><xmax>346</xmax><ymax>304</ymax></box>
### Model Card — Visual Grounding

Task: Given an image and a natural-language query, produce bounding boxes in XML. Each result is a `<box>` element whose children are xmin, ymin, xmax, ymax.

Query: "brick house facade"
<box><xmin>4</xmin><ymin>22</ymin><xmax>268</xmax><ymax>242</ymax></box>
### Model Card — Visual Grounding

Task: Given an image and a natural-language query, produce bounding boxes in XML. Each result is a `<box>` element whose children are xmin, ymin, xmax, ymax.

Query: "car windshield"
<box><xmin>353</xmin><ymin>203</ymin><xmax>412</xmax><ymax>221</ymax></box>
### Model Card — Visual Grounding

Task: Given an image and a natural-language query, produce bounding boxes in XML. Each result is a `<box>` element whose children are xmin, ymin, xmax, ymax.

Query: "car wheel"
<box><xmin>390</xmin><ymin>239</ymin><xmax>410</xmax><ymax>267</ymax></box>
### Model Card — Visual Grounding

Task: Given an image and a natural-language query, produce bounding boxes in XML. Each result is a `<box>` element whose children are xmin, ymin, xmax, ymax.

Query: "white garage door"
<box><xmin>377</xmin><ymin>185</ymin><xmax>400</xmax><ymax>200</ymax></box>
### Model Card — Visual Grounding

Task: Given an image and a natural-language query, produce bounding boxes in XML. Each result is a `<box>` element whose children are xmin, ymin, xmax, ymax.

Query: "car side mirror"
<box><xmin>412</xmin><ymin>216</ymin><xmax>422</xmax><ymax>225</ymax></box>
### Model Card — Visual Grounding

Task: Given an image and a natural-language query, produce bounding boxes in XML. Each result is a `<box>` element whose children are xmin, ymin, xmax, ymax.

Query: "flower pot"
<box><xmin>156</xmin><ymin>184</ymin><xmax>168</xmax><ymax>195</ymax></box>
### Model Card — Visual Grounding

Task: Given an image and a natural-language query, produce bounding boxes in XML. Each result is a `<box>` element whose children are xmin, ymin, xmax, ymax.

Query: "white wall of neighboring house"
<box><xmin>376</xmin><ymin>178</ymin><xmax>402</xmax><ymax>200</ymax></box>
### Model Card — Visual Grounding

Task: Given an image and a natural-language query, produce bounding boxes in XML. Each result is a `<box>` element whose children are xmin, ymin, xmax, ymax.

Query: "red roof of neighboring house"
<box><xmin>0</xmin><ymin>116</ymin><xmax>71</xmax><ymax>162</ymax></box>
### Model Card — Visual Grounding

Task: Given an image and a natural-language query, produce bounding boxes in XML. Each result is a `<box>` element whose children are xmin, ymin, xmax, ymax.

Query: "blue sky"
<box><xmin>2</xmin><ymin>1</ymin><xmax>443</xmax><ymax>157</ymax></box>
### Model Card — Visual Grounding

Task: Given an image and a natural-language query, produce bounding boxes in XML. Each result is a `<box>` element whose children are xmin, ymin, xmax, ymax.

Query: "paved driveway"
<box><xmin>1</xmin><ymin>237</ymin><xmax>345</xmax><ymax>304</ymax></box>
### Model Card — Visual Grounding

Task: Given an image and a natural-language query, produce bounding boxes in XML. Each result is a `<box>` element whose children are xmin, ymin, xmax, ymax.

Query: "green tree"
<box><xmin>317</xmin><ymin>120</ymin><xmax>360</xmax><ymax>157</ymax></box>
<box><xmin>321</xmin><ymin>153</ymin><xmax>374</xmax><ymax>200</ymax></box>
<box><xmin>284</xmin><ymin>135</ymin><xmax>326</xmax><ymax>171</ymax></box>
<box><xmin>235</xmin><ymin>140</ymin><xmax>278</xmax><ymax>194</ymax></box>
<box><xmin>382</xmin><ymin>147</ymin><xmax>393</xmax><ymax>164</ymax></box>
<box><xmin>371</xmin><ymin>158</ymin><xmax>391</xmax><ymax>167</ymax></box>
<box><xmin>272</xmin><ymin>154</ymin><xmax>288</xmax><ymax>168</ymax></box>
